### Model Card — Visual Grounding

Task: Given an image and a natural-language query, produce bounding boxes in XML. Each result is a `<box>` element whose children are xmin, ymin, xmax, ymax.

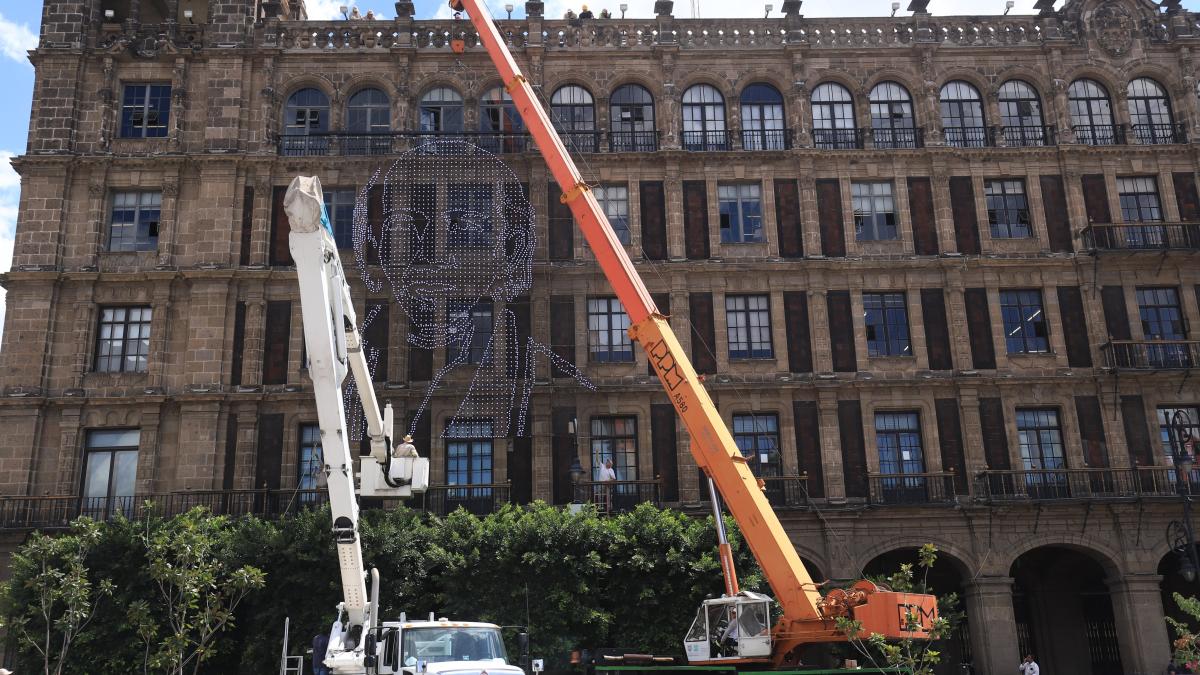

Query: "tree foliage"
<box><xmin>1167</xmin><ymin>592</ymin><xmax>1200</xmax><ymax>670</ymax></box>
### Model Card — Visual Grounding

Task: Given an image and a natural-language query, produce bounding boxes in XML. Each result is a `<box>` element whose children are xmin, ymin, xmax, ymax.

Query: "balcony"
<box><xmin>1101</xmin><ymin>340</ymin><xmax>1200</xmax><ymax>370</ymax></box>
<box><xmin>869</xmin><ymin>127</ymin><xmax>924</xmax><ymax>149</ymax></box>
<box><xmin>573</xmin><ymin>478</ymin><xmax>662</xmax><ymax>513</ymax></box>
<box><xmin>556</xmin><ymin>130</ymin><xmax>603</xmax><ymax>153</ymax></box>
<box><xmin>812</xmin><ymin>128</ymin><xmax>864</xmax><ymax>150</ymax></box>
<box><xmin>760</xmin><ymin>475</ymin><xmax>812</xmax><ymax>509</ymax></box>
<box><xmin>740</xmin><ymin>128</ymin><xmax>793</xmax><ymax>151</ymax></box>
<box><xmin>277</xmin><ymin>131</ymin><xmax>535</xmax><ymax>156</ymax></box>
<box><xmin>1131</xmin><ymin>123</ymin><xmax>1188</xmax><ymax>145</ymax></box>
<box><xmin>681</xmin><ymin>129</ymin><xmax>731</xmax><ymax>152</ymax></box>
<box><xmin>999</xmin><ymin>125</ymin><xmax>1056</xmax><ymax>147</ymax></box>
<box><xmin>1082</xmin><ymin>222</ymin><xmax>1200</xmax><ymax>251</ymax></box>
<box><xmin>974</xmin><ymin>467</ymin><xmax>1179</xmax><ymax>502</ymax></box>
<box><xmin>607</xmin><ymin>130</ymin><xmax>660</xmax><ymax>152</ymax></box>
<box><xmin>867</xmin><ymin>472</ymin><xmax>958</xmax><ymax>505</ymax></box>
<box><xmin>1073</xmin><ymin>124</ymin><xmax>1126</xmax><ymax>146</ymax></box>
<box><xmin>420</xmin><ymin>483</ymin><xmax>513</xmax><ymax>516</ymax></box>
<box><xmin>942</xmin><ymin>126</ymin><xmax>994</xmax><ymax>148</ymax></box>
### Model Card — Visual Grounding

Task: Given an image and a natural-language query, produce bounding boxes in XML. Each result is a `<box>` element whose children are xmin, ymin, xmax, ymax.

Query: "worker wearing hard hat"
<box><xmin>394</xmin><ymin>434</ymin><xmax>419</xmax><ymax>458</ymax></box>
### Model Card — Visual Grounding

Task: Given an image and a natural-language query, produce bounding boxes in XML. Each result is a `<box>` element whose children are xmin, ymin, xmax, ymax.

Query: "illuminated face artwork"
<box><xmin>352</xmin><ymin>140</ymin><xmax>593</xmax><ymax>438</ymax></box>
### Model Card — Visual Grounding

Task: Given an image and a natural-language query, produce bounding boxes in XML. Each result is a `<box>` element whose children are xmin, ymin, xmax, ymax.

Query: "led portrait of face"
<box><xmin>352</xmin><ymin>140</ymin><xmax>592</xmax><ymax>438</ymax></box>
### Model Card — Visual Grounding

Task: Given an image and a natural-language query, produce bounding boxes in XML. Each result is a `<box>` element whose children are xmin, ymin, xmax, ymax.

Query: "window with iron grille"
<box><xmin>718</xmin><ymin>183</ymin><xmax>764</xmax><ymax>243</ymax></box>
<box><xmin>297</xmin><ymin>424</ymin><xmax>323</xmax><ymax>500</ymax></box>
<box><xmin>726</xmin><ymin>294</ymin><xmax>773</xmax><ymax>359</ymax></box>
<box><xmin>863</xmin><ymin>292</ymin><xmax>911</xmax><ymax>357</ymax></box>
<box><xmin>588</xmin><ymin>297</ymin><xmax>634</xmax><ymax>362</ymax></box>
<box><xmin>1068</xmin><ymin>79</ymin><xmax>1116</xmax><ymax>145</ymax></box>
<box><xmin>446</xmin><ymin>419</ymin><xmax>494</xmax><ymax>487</ymax></box>
<box><xmin>1016</xmin><ymin>408</ymin><xmax>1065</xmax><ymax>471</ymax></box>
<box><xmin>594</xmin><ymin>185</ymin><xmax>631</xmax><ymax>245</ymax></box>
<box><xmin>985</xmin><ymin>179</ymin><xmax>1032</xmax><ymax>238</ymax></box>
<box><xmin>852</xmin><ymin>181</ymin><xmax>897</xmax><ymax>241</ymax></box>
<box><xmin>739</xmin><ymin>84</ymin><xmax>786</xmax><ymax>150</ymax></box>
<box><xmin>120</xmin><ymin>83</ymin><xmax>171</xmax><ymax>138</ymax></box>
<box><xmin>1000</xmin><ymin>290</ymin><xmax>1049</xmax><ymax>354</ymax></box>
<box><xmin>869</xmin><ymin>81</ymin><xmax>916</xmax><ymax>148</ymax></box>
<box><xmin>82</xmin><ymin>429</ymin><xmax>140</xmax><ymax>520</ymax></box>
<box><xmin>591</xmin><ymin>416</ymin><xmax>638</xmax><ymax>484</ymax></box>
<box><xmin>681</xmin><ymin>84</ymin><xmax>727</xmax><ymax>150</ymax></box>
<box><xmin>323</xmin><ymin>189</ymin><xmax>357</xmax><ymax>249</ymax></box>
<box><xmin>997</xmin><ymin>80</ymin><xmax>1046</xmax><ymax>143</ymax></box>
<box><xmin>732</xmin><ymin>413</ymin><xmax>781</xmax><ymax>477</ymax></box>
<box><xmin>108</xmin><ymin>191</ymin><xmax>161</xmax><ymax>252</ymax></box>
<box><xmin>284</xmin><ymin>88</ymin><xmax>330</xmax><ymax>135</ymax></box>
<box><xmin>95</xmin><ymin>306</ymin><xmax>152</xmax><ymax>373</ymax></box>
<box><xmin>448</xmin><ymin>300</ymin><xmax>493</xmax><ymax>365</ymax></box>
<box><xmin>939</xmin><ymin>81</ymin><xmax>986</xmax><ymax>147</ymax></box>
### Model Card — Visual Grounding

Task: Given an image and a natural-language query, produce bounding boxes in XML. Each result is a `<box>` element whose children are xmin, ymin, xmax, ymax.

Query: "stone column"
<box><xmin>817</xmin><ymin>388</ymin><xmax>845</xmax><ymax>501</ymax></box>
<box><xmin>964</xmin><ymin>576</ymin><xmax>1021</xmax><ymax>675</ymax></box>
<box><xmin>69</xmin><ymin>287</ymin><xmax>97</xmax><ymax>389</ymax></box>
<box><xmin>55</xmin><ymin>406</ymin><xmax>84</xmax><ymax>495</ymax></box>
<box><xmin>1108</xmin><ymin>573</ymin><xmax>1171</xmax><ymax>675</ymax></box>
<box><xmin>234</xmin><ymin>406</ymin><xmax>259</xmax><ymax>490</ymax></box>
<box><xmin>176</xmin><ymin>399</ymin><xmax>223</xmax><ymax>489</ymax></box>
<box><xmin>136</xmin><ymin>407</ymin><xmax>162</xmax><ymax>494</ymax></box>
<box><xmin>241</xmin><ymin>298</ymin><xmax>266</xmax><ymax>387</ymax></box>
<box><xmin>808</xmin><ymin>290</ymin><xmax>832</xmax><ymax>373</ymax></box>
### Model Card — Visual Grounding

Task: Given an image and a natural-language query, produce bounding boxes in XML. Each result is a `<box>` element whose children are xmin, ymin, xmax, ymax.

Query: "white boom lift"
<box><xmin>284</xmin><ymin>177</ymin><xmax>529</xmax><ymax>675</ymax></box>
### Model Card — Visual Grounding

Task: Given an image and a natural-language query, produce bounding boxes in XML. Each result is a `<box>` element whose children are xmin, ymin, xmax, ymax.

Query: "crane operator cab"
<box><xmin>684</xmin><ymin>592</ymin><xmax>772</xmax><ymax>664</ymax></box>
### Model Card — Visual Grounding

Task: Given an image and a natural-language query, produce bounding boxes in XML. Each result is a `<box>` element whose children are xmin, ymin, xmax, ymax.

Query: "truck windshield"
<box><xmin>401</xmin><ymin>627</ymin><xmax>508</xmax><ymax>667</ymax></box>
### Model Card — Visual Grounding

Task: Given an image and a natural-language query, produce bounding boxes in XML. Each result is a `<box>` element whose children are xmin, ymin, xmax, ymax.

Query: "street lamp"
<box><xmin>620</xmin><ymin>3</ymin><xmax>628</xmax><ymax>17</ymax></box>
<box><xmin>505</xmin><ymin>3</ymin><xmax>514</xmax><ymax>18</ymax></box>
<box><xmin>1166</xmin><ymin>409</ymin><xmax>1199</xmax><ymax>583</ymax></box>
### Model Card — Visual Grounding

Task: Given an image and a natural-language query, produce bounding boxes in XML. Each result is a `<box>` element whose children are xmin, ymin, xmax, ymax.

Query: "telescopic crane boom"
<box><xmin>446</xmin><ymin>1</ymin><xmax>937</xmax><ymax>664</ymax></box>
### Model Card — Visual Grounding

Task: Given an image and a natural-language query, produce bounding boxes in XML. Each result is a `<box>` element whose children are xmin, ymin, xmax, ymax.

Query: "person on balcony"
<box><xmin>598</xmin><ymin>458</ymin><xmax>617</xmax><ymax>513</ymax></box>
<box><xmin>579</xmin><ymin>5</ymin><xmax>595</xmax><ymax>18</ymax></box>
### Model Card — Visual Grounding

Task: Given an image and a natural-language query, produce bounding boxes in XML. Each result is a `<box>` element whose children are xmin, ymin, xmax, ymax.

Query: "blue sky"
<box><xmin>0</xmin><ymin>0</ymin><xmax>1198</xmax><ymax>339</ymax></box>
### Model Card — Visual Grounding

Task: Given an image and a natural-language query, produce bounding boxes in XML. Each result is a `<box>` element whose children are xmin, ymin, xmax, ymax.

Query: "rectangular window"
<box><xmin>323</xmin><ymin>189</ymin><xmax>357</xmax><ymax>250</ymax></box>
<box><xmin>120</xmin><ymin>83</ymin><xmax>171</xmax><ymax>138</ymax></box>
<box><xmin>718</xmin><ymin>183</ymin><xmax>764</xmax><ymax>243</ymax></box>
<box><xmin>82</xmin><ymin>429</ymin><xmax>139</xmax><ymax>519</ymax></box>
<box><xmin>1000</xmin><ymin>290</ymin><xmax>1049</xmax><ymax>354</ymax></box>
<box><xmin>1159</xmin><ymin>406</ymin><xmax>1200</xmax><ymax>482</ymax></box>
<box><xmin>587</xmin><ymin>297</ymin><xmax>634</xmax><ymax>363</ymax></box>
<box><xmin>725</xmin><ymin>294</ymin><xmax>773</xmax><ymax>359</ymax></box>
<box><xmin>1016</xmin><ymin>408</ymin><xmax>1066</xmax><ymax>494</ymax></box>
<box><xmin>875</xmin><ymin>412</ymin><xmax>926</xmax><ymax>502</ymax></box>
<box><xmin>94</xmin><ymin>306</ymin><xmax>152</xmax><ymax>373</ymax></box>
<box><xmin>446</xmin><ymin>419</ymin><xmax>495</xmax><ymax>511</ymax></box>
<box><xmin>297</xmin><ymin>424</ymin><xmax>323</xmax><ymax>502</ymax></box>
<box><xmin>1137</xmin><ymin>287</ymin><xmax>1190</xmax><ymax>368</ymax></box>
<box><xmin>447</xmin><ymin>184</ymin><xmax>494</xmax><ymax>248</ymax></box>
<box><xmin>108</xmin><ymin>191</ymin><xmax>162</xmax><ymax>252</ymax></box>
<box><xmin>852</xmin><ymin>181</ymin><xmax>897</xmax><ymax>241</ymax></box>
<box><xmin>732</xmin><ymin>413</ymin><xmax>780</xmax><ymax>477</ymax></box>
<box><xmin>985</xmin><ymin>179</ymin><xmax>1031</xmax><ymax>238</ymax></box>
<box><xmin>448</xmin><ymin>300</ymin><xmax>493</xmax><ymax>365</ymax></box>
<box><xmin>863</xmin><ymin>292</ymin><xmax>911</xmax><ymax>357</ymax></box>
<box><xmin>594</xmin><ymin>184</ymin><xmax>631</xmax><ymax>245</ymax></box>
<box><xmin>1118</xmin><ymin>176</ymin><xmax>1163</xmax><ymax>222</ymax></box>
<box><xmin>591</xmin><ymin>416</ymin><xmax>638</xmax><ymax>510</ymax></box>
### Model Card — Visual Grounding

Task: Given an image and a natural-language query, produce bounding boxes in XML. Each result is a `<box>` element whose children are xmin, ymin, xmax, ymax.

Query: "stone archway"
<box><xmin>1010</xmin><ymin>546</ymin><xmax>1123</xmax><ymax>675</ymax></box>
<box><xmin>863</xmin><ymin>548</ymin><xmax>973</xmax><ymax>675</ymax></box>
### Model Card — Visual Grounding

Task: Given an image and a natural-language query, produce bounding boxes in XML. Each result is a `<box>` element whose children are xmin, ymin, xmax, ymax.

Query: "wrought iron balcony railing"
<box><xmin>572</xmin><ymin>478</ymin><xmax>661</xmax><ymax>513</ymax></box>
<box><xmin>1073</xmin><ymin>123</ymin><xmax>1126</xmax><ymax>146</ymax></box>
<box><xmin>942</xmin><ymin>126</ymin><xmax>993</xmax><ymax>148</ymax></box>
<box><xmin>277</xmin><ymin>131</ymin><xmax>535</xmax><ymax>156</ymax></box>
<box><xmin>974</xmin><ymin>467</ymin><xmax>1180</xmax><ymax>502</ymax></box>
<box><xmin>420</xmin><ymin>483</ymin><xmax>513</xmax><ymax>516</ymax></box>
<box><xmin>867</xmin><ymin>472</ymin><xmax>957</xmax><ymax>505</ymax></box>
<box><xmin>607</xmin><ymin>130</ymin><xmax>660</xmax><ymax>152</ymax></box>
<box><xmin>760</xmin><ymin>475</ymin><xmax>811</xmax><ymax>509</ymax></box>
<box><xmin>999</xmin><ymin>124</ymin><xmax>1056</xmax><ymax>147</ymax></box>
<box><xmin>812</xmin><ymin>127</ymin><xmax>864</xmax><ymax>150</ymax></box>
<box><xmin>681</xmin><ymin>129</ymin><xmax>732</xmax><ymax>152</ymax></box>
<box><xmin>1101</xmin><ymin>340</ymin><xmax>1200</xmax><ymax>370</ymax></box>
<box><xmin>740</xmin><ymin>128</ymin><xmax>793</xmax><ymax>151</ymax></box>
<box><xmin>1131</xmin><ymin>122</ymin><xmax>1188</xmax><ymax>145</ymax></box>
<box><xmin>555</xmin><ymin>129</ymin><xmax>603</xmax><ymax>153</ymax></box>
<box><xmin>869</xmin><ymin>127</ymin><xmax>923</xmax><ymax>149</ymax></box>
<box><xmin>1082</xmin><ymin>222</ymin><xmax>1200</xmax><ymax>251</ymax></box>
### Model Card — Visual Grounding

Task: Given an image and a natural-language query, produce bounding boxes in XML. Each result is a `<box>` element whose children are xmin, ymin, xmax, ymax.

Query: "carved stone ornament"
<box><xmin>1091</xmin><ymin>3</ymin><xmax>1135</xmax><ymax>57</ymax></box>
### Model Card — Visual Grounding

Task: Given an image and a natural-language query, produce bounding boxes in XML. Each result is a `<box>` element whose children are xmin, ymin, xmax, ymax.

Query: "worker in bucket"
<box><xmin>394</xmin><ymin>434</ymin><xmax>419</xmax><ymax>458</ymax></box>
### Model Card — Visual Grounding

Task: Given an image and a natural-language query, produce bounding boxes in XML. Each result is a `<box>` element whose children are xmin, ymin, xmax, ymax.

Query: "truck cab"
<box><xmin>367</xmin><ymin>620</ymin><xmax>529</xmax><ymax>675</ymax></box>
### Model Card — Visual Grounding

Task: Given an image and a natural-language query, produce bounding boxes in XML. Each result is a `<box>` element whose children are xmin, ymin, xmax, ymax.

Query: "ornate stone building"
<box><xmin>4</xmin><ymin>0</ymin><xmax>1200</xmax><ymax>672</ymax></box>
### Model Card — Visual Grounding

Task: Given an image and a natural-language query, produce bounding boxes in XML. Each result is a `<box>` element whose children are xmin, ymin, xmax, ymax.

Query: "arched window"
<box><xmin>419</xmin><ymin>86</ymin><xmax>464</xmax><ymax>134</ymax></box>
<box><xmin>609</xmin><ymin>84</ymin><xmax>656</xmax><ymax>152</ymax></box>
<box><xmin>869</xmin><ymin>81</ymin><xmax>917</xmax><ymax>149</ymax></box>
<box><xmin>1068</xmin><ymin>79</ymin><xmax>1117</xmax><ymax>145</ymax></box>
<box><xmin>345</xmin><ymin>88</ymin><xmax>390</xmax><ymax>155</ymax></box>
<box><xmin>939</xmin><ymin>81</ymin><xmax>987</xmax><ymax>148</ymax></box>
<box><xmin>551</xmin><ymin>85</ymin><xmax>597</xmax><ymax>152</ymax></box>
<box><xmin>681</xmin><ymin>84</ymin><xmax>727</xmax><ymax>151</ymax></box>
<box><xmin>1127</xmin><ymin>77</ymin><xmax>1178</xmax><ymax>144</ymax></box>
<box><xmin>740</xmin><ymin>84</ymin><xmax>787</xmax><ymax>151</ymax></box>
<box><xmin>480</xmin><ymin>86</ymin><xmax>526</xmax><ymax>153</ymax></box>
<box><xmin>997</xmin><ymin>80</ymin><xmax>1048</xmax><ymax>147</ymax></box>
<box><xmin>812</xmin><ymin>82</ymin><xmax>858</xmax><ymax>149</ymax></box>
<box><xmin>282</xmin><ymin>87</ymin><xmax>330</xmax><ymax>156</ymax></box>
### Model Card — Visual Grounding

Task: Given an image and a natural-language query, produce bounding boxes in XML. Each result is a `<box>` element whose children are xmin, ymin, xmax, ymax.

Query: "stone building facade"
<box><xmin>4</xmin><ymin>0</ymin><xmax>1200</xmax><ymax>673</ymax></box>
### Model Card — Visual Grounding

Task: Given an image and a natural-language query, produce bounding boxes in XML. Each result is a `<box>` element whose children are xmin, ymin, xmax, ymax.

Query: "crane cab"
<box><xmin>683</xmin><ymin>592</ymin><xmax>772</xmax><ymax>664</ymax></box>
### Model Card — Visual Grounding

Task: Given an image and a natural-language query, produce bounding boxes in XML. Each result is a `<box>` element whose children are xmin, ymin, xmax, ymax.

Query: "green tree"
<box><xmin>1167</xmin><ymin>592</ymin><xmax>1200</xmax><ymax>670</ymax></box>
<box><xmin>0</xmin><ymin>518</ymin><xmax>113</xmax><ymax>675</ymax></box>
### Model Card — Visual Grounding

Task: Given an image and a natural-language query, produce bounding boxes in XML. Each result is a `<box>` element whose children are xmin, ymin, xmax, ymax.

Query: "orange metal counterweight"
<box><xmin>446</xmin><ymin>0</ymin><xmax>937</xmax><ymax>660</ymax></box>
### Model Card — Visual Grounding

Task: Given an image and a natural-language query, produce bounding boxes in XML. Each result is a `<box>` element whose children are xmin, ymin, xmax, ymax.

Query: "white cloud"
<box><xmin>0</xmin><ymin>11</ymin><xmax>37</xmax><ymax>65</ymax></box>
<box><xmin>0</xmin><ymin>151</ymin><xmax>16</xmax><ymax>348</ymax></box>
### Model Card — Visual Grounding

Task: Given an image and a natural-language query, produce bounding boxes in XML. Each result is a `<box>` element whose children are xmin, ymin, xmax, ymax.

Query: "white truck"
<box><xmin>284</xmin><ymin>176</ymin><xmax>530</xmax><ymax>675</ymax></box>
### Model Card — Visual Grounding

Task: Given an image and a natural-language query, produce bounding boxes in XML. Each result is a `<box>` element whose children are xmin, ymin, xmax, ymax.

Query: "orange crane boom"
<box><xmin>448</xmin><ymin>0</ymin><xmax>936</xmax><ymax>661</ymax></box>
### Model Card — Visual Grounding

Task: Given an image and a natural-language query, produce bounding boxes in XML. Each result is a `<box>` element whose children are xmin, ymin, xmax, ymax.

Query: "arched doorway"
<box><xmin>1010</xmin><ymin>546</ymin><xmax>1123</xmax><ymax>675</ymax></box>
<box><xmin>1159</xmin><ymin>546</ymin><xmax>1200</xmax><ymax>653</ymax></box>
<box><xmin>863</xmin><ymin>549</ymin><xmax>973</xmax><ymax>675</ymax></box>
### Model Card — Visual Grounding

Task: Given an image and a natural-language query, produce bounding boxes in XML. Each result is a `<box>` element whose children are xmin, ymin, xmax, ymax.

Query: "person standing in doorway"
<box><xmin>1017</xmin><ymin>654</ymin><xmax>1039</xmax><ymax>675</ymax></box>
